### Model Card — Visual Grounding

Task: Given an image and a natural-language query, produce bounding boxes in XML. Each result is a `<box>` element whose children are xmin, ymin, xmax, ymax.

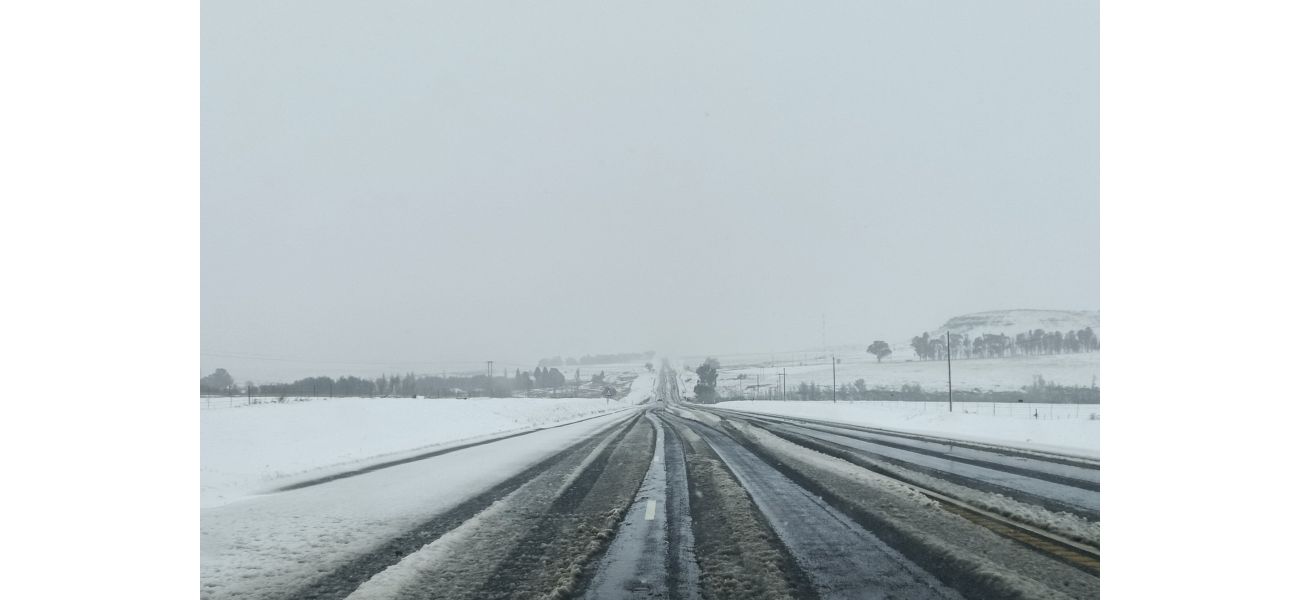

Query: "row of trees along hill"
<box><xmin>909</xmin><ymin>327</ymin><xmax>1099</xmax><ymax>361</ymax></box>
<box><xmin>537</xmin><ymin>351</ymin><xmax>655</xmax><ymax>367</ymax></box>
<box><xmin>200</xmin><ymin>367</ymin><xmax>615</xmax><ymax>398</ymax></box>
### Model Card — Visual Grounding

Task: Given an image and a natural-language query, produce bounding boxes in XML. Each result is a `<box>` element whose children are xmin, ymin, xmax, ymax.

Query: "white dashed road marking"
<box><xmin>644</xmin><ymin>499</ymin><xmax>657</xmax><ymax>520</ymax></box>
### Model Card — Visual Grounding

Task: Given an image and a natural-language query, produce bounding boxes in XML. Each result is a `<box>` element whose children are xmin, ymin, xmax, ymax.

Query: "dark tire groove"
<box><xmin>660</xmin><ymin>414</ymin><xmax>702</xmax><ymax>600</ymax></box>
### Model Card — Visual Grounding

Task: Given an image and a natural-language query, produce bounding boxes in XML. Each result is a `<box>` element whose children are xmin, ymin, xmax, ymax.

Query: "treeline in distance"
<box><xmin>910</xmin><ymin>327</ymin><xmax>1099</xmax><ymax>361</ymax></box>
<box><xmin>537</xmin><ymin>350</ymin><xmax>655</xmax><ymax>367</ymax></box>
<box><xmin>200</xmin><ymin>366</ymin><xmax>617</xmax><ymax>398</ymax></box>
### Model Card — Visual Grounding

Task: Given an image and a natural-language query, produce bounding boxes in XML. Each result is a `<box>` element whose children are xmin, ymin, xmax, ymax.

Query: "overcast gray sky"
<box><xmin>202</xmin><ymin>0</ymin><xmax>1098</xmax><ymax>381</ymax></box>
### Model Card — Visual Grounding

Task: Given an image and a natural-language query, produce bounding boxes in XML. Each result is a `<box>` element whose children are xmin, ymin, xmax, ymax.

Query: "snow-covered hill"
<box><xmin>930</xmin><ymin>309</ymin><xmax>1099</xmax><ymax>338</ymax></box>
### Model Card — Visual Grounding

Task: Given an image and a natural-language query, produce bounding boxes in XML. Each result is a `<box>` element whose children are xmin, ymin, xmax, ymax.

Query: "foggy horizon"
<box><xmin>201</xmin><ymin>304</ymin><xmax>1098</xmax><ymax>383</ymax></box>
<box><xmin>202</xmin><ymin>1</ymin><xmax>1098</xmax><ymax>383</ymax></box>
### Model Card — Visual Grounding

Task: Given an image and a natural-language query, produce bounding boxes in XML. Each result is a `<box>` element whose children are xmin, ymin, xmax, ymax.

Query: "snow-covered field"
<box><xmin>677</xmin><ymin>308</ymin><xmax>1101</xmax><ymax>395</ymax></box>
<box><xmin>553</xmin><ymin>361</ymin><xmax>656</xmax><ymax>381</ymax></box>
<box><xmin>710</xmin><ymin>352</ymin><xmax>1099</xmax><ymax>395</ymax></box>
<box><xmin>714</xmin><ymin>400</ymin><xmax>1099</xmax><ymax>458</ymax></box>
<box><xmin>201</xmin><ymin>409</ymin><xmax>636</xmax><ymax>599</ymax></box>
<box><xmin>201</xmin><ymin>372</ymin><xmax>658</xmax><ymax>507</ymax></box>
<box><xmin>201</xmin><ymin>372</ymin><xmax>659</xmax><ymax>598</ymax></box>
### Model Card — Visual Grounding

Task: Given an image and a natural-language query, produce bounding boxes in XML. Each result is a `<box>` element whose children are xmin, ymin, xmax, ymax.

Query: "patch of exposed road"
<box><xmin>581</xmin><ymin>413</ymin><xmax>669</xmax><ymax>599</ymax></box>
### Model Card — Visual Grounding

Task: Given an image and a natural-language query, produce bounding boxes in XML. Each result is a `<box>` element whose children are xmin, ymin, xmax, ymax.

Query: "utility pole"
<box><xmin>832</xmin><ymin>354</ymin><xmax>837</xmax><ymax>403</ymax></box>
<box><xmin>947</xmin><ymin>330</ymin><xmax>953</xmax><ymax>412</ymax></box>
<box><xmin>782</xmin><ymin>368</ymin><xmax>787</xmax><ymax>401</ymax></box>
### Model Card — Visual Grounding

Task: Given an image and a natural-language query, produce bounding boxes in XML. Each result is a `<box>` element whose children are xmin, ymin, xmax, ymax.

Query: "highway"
<box><xmin>202</xmin><ymin>367</ymin><xmax>1100</xmax><ymax>600</ymax></box>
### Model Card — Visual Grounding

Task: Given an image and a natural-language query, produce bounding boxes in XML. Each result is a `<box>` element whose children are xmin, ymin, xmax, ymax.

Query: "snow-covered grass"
<box><xmin>714</xmin><ymin>400</ymin><xmax>1099</xmax><ymax>458</ymax></box>
<box><xmin>201</xmin><ymin>410</ymin><xmax>634</xmax><ymax>600</ymax></box>
<box><xmin>201</xmin><ymin>372</ymin><xmax>657</xmax><ymax>507</ymax></box>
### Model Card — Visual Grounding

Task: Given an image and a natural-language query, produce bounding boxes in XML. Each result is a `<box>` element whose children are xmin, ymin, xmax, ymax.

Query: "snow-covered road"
<box><xmin>668</xmin><ymin>412</ymin><xmax>962</xmax><ymax>600</ymax></box>
<box><xmin>201</xmin><ymin>367</ymin><xmax>1100</xmax><ymax>599</ymax></box>
<box><xmin>200</xmin><ymin>409</ymin><xmax>638</xmax><ymax>600</ymax></box>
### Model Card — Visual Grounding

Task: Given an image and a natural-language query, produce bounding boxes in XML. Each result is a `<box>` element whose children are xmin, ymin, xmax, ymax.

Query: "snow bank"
<box><xmin>201</xmin><ymin>389</ymin><xmax>645</xmax><ymax>507</ymax></box>
<box><xmin>713</xmin><ymin>401</ymin><xmax>1099</xmax><ymax>458</ymax></box>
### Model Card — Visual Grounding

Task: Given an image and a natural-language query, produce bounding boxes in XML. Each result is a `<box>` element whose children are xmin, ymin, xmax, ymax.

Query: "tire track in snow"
<box><xmin>469</xmin><ymin>416</ymin><xmax>655</xmax><ymax>599</ymax></box>
<box><xmin>727</xmin><ymin>412</ymin><xmax>1099</xmax><ymax>490</ymax></box>
<box><xmin>660</xmin><ymin>413</ymin><xmax>815</xmax><ymax>600</ymax></box>
<box><xmin>276</xmin><ymin>407</ymin><xmax>640</xmax><ymax>493</ymax></box>
<box><xmin>668</xmin><ymin>413</ymin><xmax>963</xmax><ymax>600</ymax></box>
<box><xmin>693</xmin><ymin>409</ymin><xmax>1099</xmax><ymax>599</ymax></box>
<box><xmin>758</xmin><ymin>421</ymin><xmax>1100</xmax><ymax>520</ymax></box>
<box><xmin>705</xmin><ymin>407</ymin><xmax>1099</xmax><ymax>469</ymax></box>
<box><xmin>281</xmin><ymin>411</ymin><xmax>641</xmax><ymax>600</ymax></box>
<box><xmin>661</xmin><ymin>409</ymin><xmax>703</xmax><ymax>600</ymax></box>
